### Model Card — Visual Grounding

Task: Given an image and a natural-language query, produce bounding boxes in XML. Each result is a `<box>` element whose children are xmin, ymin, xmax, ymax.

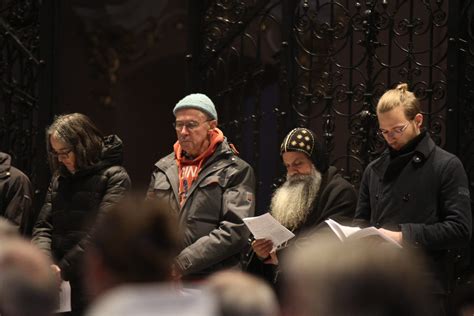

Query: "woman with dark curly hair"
<box><xmin>32</xmin><ymin>113</ymin><xmax>131</xmax><ymax>315</ymax></box>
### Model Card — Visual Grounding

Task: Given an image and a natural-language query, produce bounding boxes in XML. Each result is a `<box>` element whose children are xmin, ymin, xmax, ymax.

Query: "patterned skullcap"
<box><xmin>280</xmin><ymin>127</ymin><xmax>329</xmax><ymax>173</ymax></box>
<box><xmin>280</xmin><ymin>128</ymin><xmax>315</xmax><ymax>157</ymax></box>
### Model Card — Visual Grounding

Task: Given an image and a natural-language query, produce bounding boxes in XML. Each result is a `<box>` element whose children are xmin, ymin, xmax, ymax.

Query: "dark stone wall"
<box><xmin>55</xmin><ymin>0</ymin><xmax>188</xmax><ymax>190</ymax></box>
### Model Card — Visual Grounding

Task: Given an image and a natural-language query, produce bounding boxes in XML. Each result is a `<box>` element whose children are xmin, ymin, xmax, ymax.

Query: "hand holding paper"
<box><xmin>378</xmin><ymin>228</ymin><xmax>403</xmax><ymax>244</ymax></box>
<box><xmin>243</xmin><ymin>213</ymin><xmax>295</xmax><ymax>251</ymax></box>
<box><xmin>325</xmin><ymin>218</ymin><xmax>402</xmax><ymax>248</ymax></box>
<box><xmin>252</xmin><ymin>238</ymin><xmax>273</xmax><ymax>259</ymax></box>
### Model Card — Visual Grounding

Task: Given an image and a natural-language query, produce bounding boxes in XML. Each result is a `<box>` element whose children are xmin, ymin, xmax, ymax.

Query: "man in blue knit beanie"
<box><xmin>147</xmin><ymin>93</ymin><xmax>256</xmax><ymax>280</ymax></box>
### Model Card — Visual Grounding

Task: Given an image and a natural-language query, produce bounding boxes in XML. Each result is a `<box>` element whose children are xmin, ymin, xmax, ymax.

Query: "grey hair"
<box><xmin>46</xmin><ymin>113</ymin><xmax>103</xmax><ymax>173</ymax></box>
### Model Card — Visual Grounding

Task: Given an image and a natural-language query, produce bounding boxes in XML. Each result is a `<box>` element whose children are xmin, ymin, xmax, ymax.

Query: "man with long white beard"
<box><xmin>270</xmin><ymin>164</ymin><xmax>322</xmax><ymax>231</ymax></box>
<box><xmin>246</xmin><ymin>127</ymin><xmax>357</xmax><ymax>284</ymax></box>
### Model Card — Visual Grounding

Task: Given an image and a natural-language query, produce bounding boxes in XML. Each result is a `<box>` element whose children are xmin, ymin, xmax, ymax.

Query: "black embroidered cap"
<box><xmin>280</xmin><ymin>128</ymin><xmax>315</xmax><ymax>157</ymax></box>
<box><xmin>280</xmin><ymin>127</ymin><xmax>329</xmax><ymax>172</ymax></box>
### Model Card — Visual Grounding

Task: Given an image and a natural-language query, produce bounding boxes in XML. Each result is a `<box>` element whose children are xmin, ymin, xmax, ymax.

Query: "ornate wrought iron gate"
<box><xmin>187</xmin><ymin>0</ymin><xmax>474</xmax><ymax>215</ymax></box>
<box><xmin>0</xmin><ymin>0</ymin><xmax>56</xmax><ymax>202</ymax></box>
<box><xmin>1</xmin><ymin>0</ymin><xmax>40</xmax><ymax>173</ymax></box>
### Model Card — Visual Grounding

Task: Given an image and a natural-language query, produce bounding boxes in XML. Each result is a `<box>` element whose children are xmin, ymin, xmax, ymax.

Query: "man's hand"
<box><xmin>378</xmin><ymin>228</ymin><xmax>403</xmax><ymax>244</ymax></box>
<box><xmin>251</xmin><ymin>239</ymin><xmax>273</xmax><ymax>261</ymax></box>
<box><xmin>50</xmin><ymin>264</ymin><xmax>62</xmax><ymax>287</ymax></box>
<box><xmin>264</xmin><ymin>251</ymin><xmax>279</xmax><ymax>265</ymax></box>
<box><xmin>171</xmin><ymin>263</ymin><xmax>182</xmax><ymax>282</ymax></box>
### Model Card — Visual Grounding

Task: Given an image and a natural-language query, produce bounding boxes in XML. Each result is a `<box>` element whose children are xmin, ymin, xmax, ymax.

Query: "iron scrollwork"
<box><xmin>194</xmin><ymin>0</ymin><xmax>285</xmax><ymax>211</ymax></box>
<box><xmin>457</xmin><ymin>1</ymin><xmax>474</xmax><ymax>204</ymax></box>
<box><xmin>289</xmin><ymin>0</ymin><xmax>449</xmax><ymax>187</ymax></box>
<box><xmin>0</xmin><ymin>0</ymin><xmax>41</xmax><ymax>180</ymax></box>
<box><xmin>191</xmin><ymin>0</ymin><xmax>466</xmax><ymax>206</ymax></box>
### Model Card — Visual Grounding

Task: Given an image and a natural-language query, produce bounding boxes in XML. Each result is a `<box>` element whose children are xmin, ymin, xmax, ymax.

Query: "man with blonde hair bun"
<box><xmin>354</xmin><ymin>83</ymin><xmax>472</xmax><ymax>315</ymax></box>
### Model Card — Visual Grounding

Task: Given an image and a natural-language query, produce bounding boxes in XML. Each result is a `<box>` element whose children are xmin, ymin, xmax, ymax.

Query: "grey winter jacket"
<box><xmin>147</xmin><ymin>139</ymin><xmax>256</xmax><ymax>278</ymax></box>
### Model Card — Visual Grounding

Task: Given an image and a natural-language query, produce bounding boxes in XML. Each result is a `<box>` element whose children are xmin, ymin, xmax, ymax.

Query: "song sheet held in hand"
<box><xmin>243</xmin><ymin>213</ymin><xmax>295</xmax><ymax>249</ymax></box>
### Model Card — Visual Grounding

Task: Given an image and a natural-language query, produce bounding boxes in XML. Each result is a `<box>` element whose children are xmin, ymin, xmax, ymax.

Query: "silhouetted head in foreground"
<box><xmin>207</xmin><ymin>270</ymin><xmax>279</xmax><ymax>316</ymax></box>
<box><xmin>84</xmin><ymin>196</ymin><xmax>181</xmax><ymax>300</ymax></box>
<box><xmin>281</xmin><ymin>235</ymin><xmax>433</xmax><ymax>316</ymax></box>
<box><xmin>0</xmin><ymin>237</ymin><xmax>57</xmax><ymax>316</ymax></box>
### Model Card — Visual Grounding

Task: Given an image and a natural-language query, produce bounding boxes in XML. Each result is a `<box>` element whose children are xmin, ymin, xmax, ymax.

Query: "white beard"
<box><xmin>271</xmin><ymin>167</ymin><xmax>322</xmax><ymax>231</ymax></box>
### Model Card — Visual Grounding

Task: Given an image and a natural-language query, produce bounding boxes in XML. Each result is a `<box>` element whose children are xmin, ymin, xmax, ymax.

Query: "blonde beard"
<box><xmin>271</xmin><ymin>167</ymin><xmax>322</xmax><ymax>231</ymax></box>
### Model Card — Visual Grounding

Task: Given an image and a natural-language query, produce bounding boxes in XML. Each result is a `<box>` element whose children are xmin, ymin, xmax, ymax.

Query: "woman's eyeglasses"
<box><xmin>50</xmin><ymin>148</ymin><xmax>73</xmax><ymax>159</ymax></box>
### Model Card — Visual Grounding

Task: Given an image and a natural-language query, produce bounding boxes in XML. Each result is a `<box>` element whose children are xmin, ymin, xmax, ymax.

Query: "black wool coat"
<box><xmin>355</xmin><ymin>133</ymin><xmax>472</xmax><ymax>294</ymax></box>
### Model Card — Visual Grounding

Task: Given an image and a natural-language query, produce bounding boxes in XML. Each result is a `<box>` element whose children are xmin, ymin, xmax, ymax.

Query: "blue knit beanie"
<box><xmin>173</xmin><ymin>93</ymin><xmax>218</xmax><ymax>120</ymax></box>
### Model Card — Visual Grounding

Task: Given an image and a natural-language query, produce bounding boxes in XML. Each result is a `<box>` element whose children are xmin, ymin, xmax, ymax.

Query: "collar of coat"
<box><xmin>155</xmin><ymin>138</ymin><xmax>236</xmax><ymax>173</ymax></box>
<box><xmin>154</xmin><ymin>139</ymin><xmax>238</xmax><ymax>208</ymax></box>
<box><xmin>372</xmin><ymin>132</ymin><xmax>435</xmax><ymax>176</ymax></box>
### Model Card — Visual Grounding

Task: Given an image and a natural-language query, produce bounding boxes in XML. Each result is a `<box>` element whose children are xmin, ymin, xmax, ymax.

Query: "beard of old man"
<box><xmin>271</xmin><ymin>166</ymin><xmax>322</xmax><ymax>231</ymax></box>
<box><xmin>274</xmin><ymin>127</ymin><xmax>326</xmax><ymax>231</ymax></box>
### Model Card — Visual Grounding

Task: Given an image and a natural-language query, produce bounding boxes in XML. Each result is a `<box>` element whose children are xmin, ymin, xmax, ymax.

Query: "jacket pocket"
<box><xmin>154</xmin><ymin>181</ymin><xmax>171</xmax><ymax>190</ymax></box>
<box><xmin>198</xmin><ymin>175</ymin><xmax>227</xmax><ymax>188</ymax></box>
<box><xmin>153</xmin><ymin>172</ymin><xmax>171</xmax><ymax>190</ymax></box>
<box><xmin>149</xmin><ymin>173</ymin><xmax>176</xmax><ymax>209</ymax></box>
<box><xmin>184</xmin><ymin>175</ymin><xmax>226</xmax><ymax>225</ymax></box>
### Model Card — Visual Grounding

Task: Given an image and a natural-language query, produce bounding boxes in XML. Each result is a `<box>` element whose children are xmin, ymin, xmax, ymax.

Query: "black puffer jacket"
<box><xmin>0</xmin><ymin>152</ymin><xmax>34</xmax><ymax>235</ymax></box>
<box><xmin>32</xmin><ymin>135</ymin><xmax>131</xmax><ymax>281</ymax></box>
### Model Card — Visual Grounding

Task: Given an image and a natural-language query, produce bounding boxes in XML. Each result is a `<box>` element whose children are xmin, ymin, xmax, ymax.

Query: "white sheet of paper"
<box><xmin>243</xmin><ymin>213</ymin><xmax>295</xmax><ymax>249</ymax></box>
<box><xmin>325</xmin><ymin>219</ymin><xmax>402</xmax><ymax>248</ymax></box>
<box><xmin>55</xmin><ymin>281</ymin><xmax>72</xmax><ymax>313</ymax></box>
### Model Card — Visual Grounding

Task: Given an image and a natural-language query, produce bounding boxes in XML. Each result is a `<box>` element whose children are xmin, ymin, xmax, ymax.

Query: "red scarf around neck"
<box><xmin>174</xmin><ymin>128</ymin><xmax>224</xmax><ymax>207</ymax></box>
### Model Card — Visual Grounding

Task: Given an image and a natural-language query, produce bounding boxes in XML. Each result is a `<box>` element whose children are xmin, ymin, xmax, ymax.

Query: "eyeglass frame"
<box><xmin>173</xmin><ymin>119</ymin><xmax>213</xmax><ymax>131</ymax></box>
<box><xmin>49</xmin><ymin>148</ymin><xmax>73</xmax><ymax>159</ymax></box>
<box><xmin>377</xmin><ymin>121</ymin><xmax>411</xmax><ymax>138</ymax></box>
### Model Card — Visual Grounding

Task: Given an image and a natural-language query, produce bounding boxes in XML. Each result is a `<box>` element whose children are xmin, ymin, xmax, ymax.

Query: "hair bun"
<box><xmin>396</xmin><ymin>83</ymin><xmax>408</xmax><ymax>92</ymax></box>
